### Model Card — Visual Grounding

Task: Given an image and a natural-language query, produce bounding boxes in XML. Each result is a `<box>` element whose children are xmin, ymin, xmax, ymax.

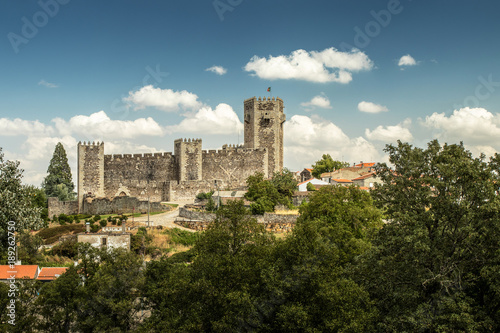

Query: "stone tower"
<box><xmin>243</xmin><ymin>96</ymin><xmax>285</xmax><ymax>176</ymax></box>
<box><xmin>174</xmin><ymin>138</ymin><xmax>203</xmax><ymax>181</ymax></box>
<box><xmin>77</xmin><ymin>141</ymin><xmax>105</xmax><ymax>212</ymax></box>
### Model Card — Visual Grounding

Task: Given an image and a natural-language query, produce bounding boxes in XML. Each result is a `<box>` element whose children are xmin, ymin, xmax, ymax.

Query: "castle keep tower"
<box><xmin>243</xmin><ymin>97</ymin><xmax>285</xmax><ymax>176</ymax></box>
<box><xmin>77</xmin><ymin>141</ymin><xmax>105</xmax><ymax>212</ymax></box>
<box><xmin>174</xmin><ymin>138</ymin><xmax>203</xmax><ymax>181</ymax></box>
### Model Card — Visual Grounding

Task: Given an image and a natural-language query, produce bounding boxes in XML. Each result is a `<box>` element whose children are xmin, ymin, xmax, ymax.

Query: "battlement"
<box><xmin>105</xmin><ymin>152</ymin><xmax>174</xmax><ymax>160</ymax></box>
<box><xmin>244</xmin><ymin>96</ymin><xmax>283</xmax><ymax>103</ymax></box>
<box><xmin>174</xmin><ymin>138</ymin><xmax>202</xmax><ymax>143</ymax></box>
<box><xmin>202</xmin><ymin>146</ymin><xmax>267</xmax><ymax>155</ymax></box>
<box><xmin>78</xmin><ymin>141</ymin><xmax>104</xmax><ymax>146</ymax></box>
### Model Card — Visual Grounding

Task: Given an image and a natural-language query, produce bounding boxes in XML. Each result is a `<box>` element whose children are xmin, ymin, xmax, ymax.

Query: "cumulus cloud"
<box><xmin>365</xmin><ymin>119</ymin><xmax>413</xmax><ymax>142</ymax></box>
<box><xmin>123</xmin><ymin>85</ymin><xmax>203</xmax><ymax>112</ymax></box>
<box><xmin>168</xmin><ymin>103</ymin><xmax>243</xmax><ymax>135</ymax></box>
<box><xmin>205</xmin><ymin>65</ymin><xmax>227</xmax><ymax>75</ymax></box>
<box><xmin>358</xmin><ymin>101</ymin><xmax>389</xmax><ymax>113</ymax></box>
<box><xmin>38</xmin><ymin>79</ymin><xmax>58</xmax><ymax>88</ymax></box>
<box><xmin>0</xmin><ymin>118</ymin><xmax>54</xmax><ymax>136</ymax></box>
<box><xmin>398</xmin><ymin>54</ymin><xmax>417</xmax><ymax>67</ymax></box>
<box><xmin>423</xmin><ymin>107</ymin><xmax>500</xmax><ymax>144</ymax></box>
<box><xmin>284</xmin><ymin>115</ymin><xmax>380</xmax><ymax>171</ymax></box>
<box><xmin>53</xmin><ymin>111</ymin><xmax>164</xmax><ymax>139</ymax></box>
<box><xmin>300</xmin><ymin>94</ymin><xmax>332</xmax><ymax>110</ymax></box>
<box><xmin>244</xmin><ymin>47</ymin><xmax>373</xmax><ymax>83</ymax></box>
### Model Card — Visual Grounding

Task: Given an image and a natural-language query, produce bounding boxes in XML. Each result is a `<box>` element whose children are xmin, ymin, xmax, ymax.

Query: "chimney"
<box><xmin>122</xmin><ymin>221</ymin><xmax>126</xmax><ymax>233</ymax></box>
<box><xmin>86</xmin><ymin>222</ymin><xmax>90</xmax><ymax>233</ymax></box>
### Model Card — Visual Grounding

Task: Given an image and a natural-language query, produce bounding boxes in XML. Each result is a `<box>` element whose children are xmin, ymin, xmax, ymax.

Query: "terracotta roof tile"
<box><xmin>37</xmin><ymin>267</ymin><xmax>69</xmax><ymax>281</ymax></box>
<box><xmin>0</xmin><ymin>265</ymin><xmax>39</xmax><ymax>280</ymax></box>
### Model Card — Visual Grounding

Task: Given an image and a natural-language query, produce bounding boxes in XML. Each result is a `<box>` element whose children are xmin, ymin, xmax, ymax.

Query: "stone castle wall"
<box><xmin>103</xmin><ymin>152</ymin><xmax>176</xmax><ymax>202</ymax></box>
<box><xmin>201</xmin><ymin>146</ymin><xmax>268</xmax><ymax>188</ymax></box>
<box><xmin>47</xmin><ymin>197</ymin><xmax>79</xmax><ymax>218</ymax></box>
<box><xmin>82</xmin><ymin>195</ymin><xmax>173</xmax><ymax>215</ymax></box>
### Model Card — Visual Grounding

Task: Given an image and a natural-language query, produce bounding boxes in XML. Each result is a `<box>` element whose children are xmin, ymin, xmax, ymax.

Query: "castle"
<box><xmin>75</xmin><ymin>96</ymin><xmax>285</xmax><ymax>213</ymax></box>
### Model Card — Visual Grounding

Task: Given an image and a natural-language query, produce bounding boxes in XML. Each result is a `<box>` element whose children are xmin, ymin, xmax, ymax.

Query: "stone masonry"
<box><xmin>72</xmin><ymin>97</ymin><xmax>285</xmax><ymax>213</ymax></box>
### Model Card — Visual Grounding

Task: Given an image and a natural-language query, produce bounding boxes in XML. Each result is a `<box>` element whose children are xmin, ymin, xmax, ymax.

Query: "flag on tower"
<box><xmin>267</xmin><ymin>87</ymin><xmax>271</xmax><ymax>92</ymax></box>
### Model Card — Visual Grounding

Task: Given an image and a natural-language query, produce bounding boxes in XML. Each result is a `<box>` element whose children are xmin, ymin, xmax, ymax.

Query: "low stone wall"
<box><xmin>48</xmin><ymin>197</ymin><xmax>79</xmax><ymax>219</ymax></box>
<box><xmin>82</xmin><ymin>196</ymin><xmax>173</xmax><ymax>215</ymax></box>
<box><xmin>178</xmin><ymin>207</ymin><xmax>298</xmax><ymax>232</ymax></box>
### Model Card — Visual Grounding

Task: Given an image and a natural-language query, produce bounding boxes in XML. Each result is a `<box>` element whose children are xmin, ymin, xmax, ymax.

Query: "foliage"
<box><xmin>42</xmin><ymin>142</ymin><xmax>76</xmax><ymax>201</ymax></box>
<box><xmin>359</xmin><ymin>140</ymin><xmax>500</xmax><ymax>331</ymax></box>
<box><xmin>131</xmin><ymin>227</ymin><xmax>153</xmax><ymax>255</ymax></box>
<box><xmin>196</xmin><ymin>190</ymin><xmax>214</xmax><ymax>200</ymax></box>
<box><xmin>0</xmin><ymin>147</ymin><xmax>43</xmax><ymax>261</ymax></box>
<box><xmin>306</xmin><ymin>181</ymin><xmax>316</xmax><ymax>191</ymax></box>
<box><xmin>205</xmin><ymin>195</ymin><xmax>216</xmax><ymax>211</ymax></box>
<box><xmin>36</xmin><ymin>244</ymin><xmax>145</xmax><ymax>332</ymax></box>
<box><xmin>245</xmin><ymin>170</ymin><xmax>297</xmax><ymax>214</ymax></box>
<box><xmin>163</xmin><ymin>227</ymin><xmax>198</xmax><ymax>246</ymax></box>
<box><xmin>311</xmin><ymin>153</ymin><xmax>350</xmax><ymax>178</ymax></box>
<box><xmin>37</xmin><ymin>224</ymin><xmax>86</xmax><ymax>244</ymax></box>
<box><xmin>50</xmin><ymin>237</ymin><xmax>78</xmax><ymax>259</ymax></box>
<box><xmin>18</xmin><ymin>231</ymin><xmax>44</xmax><ymax>264</ymax></box>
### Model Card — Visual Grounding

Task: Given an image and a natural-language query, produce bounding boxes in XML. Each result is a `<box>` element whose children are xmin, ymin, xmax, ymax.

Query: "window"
<box><xmin>101</xmin><ymin>237</ymin><xmax>107</xmax><ymax>247</ymax></box>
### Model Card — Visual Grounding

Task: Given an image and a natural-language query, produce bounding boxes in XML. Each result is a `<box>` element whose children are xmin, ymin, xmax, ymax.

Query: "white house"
<box><xmin>297</xmin><ymin>178</ymin><xmax>329</xmax><ymax>192</ymax></box>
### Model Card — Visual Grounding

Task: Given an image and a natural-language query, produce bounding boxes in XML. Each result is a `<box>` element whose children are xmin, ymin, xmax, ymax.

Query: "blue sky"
<box><xmin>1</xmin><ymin>0</ymin><xmax>500</xmax><ymax>185</ymax></box>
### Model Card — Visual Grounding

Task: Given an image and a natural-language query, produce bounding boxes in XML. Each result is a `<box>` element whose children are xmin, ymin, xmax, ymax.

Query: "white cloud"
<box><xmin>205</xmin><ymin>65</ymin><xmax>227</xmax><ymax>75</ymax></box>
<box><xmin>358</xmin><ymin>101</ymin><xmax>389</xmax><ymax>113</ymax></box>
<box><xmin>423</xmin><ymin>107</ymin><xmax>500</xmax><ymax>144</ymax></box>
<box><xmin>38</xmin><ymin>79</ymin><xmax>58</xmax><ymax>88</ymax></box>
<box><xmin>398</xmin><ymin>54</ymin><xmax>417</xmax><ymax>67</ymax></box>
<box><xmin>284</xmin><ymin>115</ymin><xmax>380</xmax><ymax>170</ymax></box>
<box><xmin>0</xmin><ymin>118</ymin><xmax>54</xmax><ymax>136</ymax></box>
<box><xmin>300</xmin><ymin>94</ymin><xmax>332</xmax><ymax>110</ymax></box>
<box><xmin>123</xmin><ymin>85</ymin><xmax>203</xmax><ymax>112</ymax></box>
<box><xmin>168</xmin><ymin>103</ymin><xmax>243</xmax><ymax>135</ymax></box>
<box><xmin>365</xmin><ymin>119</ymin><xmax>413</xmax><ymax>142</ymax></box>
<box><xmin>53</xmin><ymin>111</ymin><xmax>164</xmax><ymax>139</ymax></box>
<box><xmin>244</xmin><ymin>47</ymin><xmax>373</xmax><ymax>83</ymax></box>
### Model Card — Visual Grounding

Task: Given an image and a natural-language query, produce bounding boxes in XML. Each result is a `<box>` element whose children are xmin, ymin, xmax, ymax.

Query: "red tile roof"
<box><xmin>332</xmin><ymin>178</ymin><xmax>353</xmax><ymax>183</ymax></box>
<box><xmin>355</xmin><ymin>162</ymin><xmax>375</xmax><ymax>168</ymax></box>
<box><xmin>352</xmin><ymin>172</ymin><xmax>376</xmax><ymax>181</ymax></box>
<box><xmin>0</xmin><ymin>265</ymin><xmax>39</xmax><ymax>280</ymax></box>
<box><xmin>37</xmin><ymin>267</ymin><xmax>69</xmax><ymax>281</ymax></box>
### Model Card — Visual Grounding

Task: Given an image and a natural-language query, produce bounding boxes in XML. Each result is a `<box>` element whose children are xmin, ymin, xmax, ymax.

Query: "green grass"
<box><xmin>163</xmin><ymin>228</ymin><xmax>199</xmax><ymax>246</ymax></box>
<box><xmin>37</xmin><ymin>224</ymin><xmax>86</xmax><ymax>244</ymax></box>
<box><xmin>161</xmin><ymin>203</ymin><xmax>179</xmax><ymax>208</ymax></box>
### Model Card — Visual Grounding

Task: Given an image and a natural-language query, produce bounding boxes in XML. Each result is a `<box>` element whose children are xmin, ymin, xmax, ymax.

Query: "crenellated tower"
<box><xmin>77</xmin><ymin>141</ymin><xmax>105</xmax><ymax>212</ymax></box>
<box><xmin>174</xmin><ymin>138</ymin><xmax>203</xmax><ymax>181</ymax></box>
<box><xmin>243</xmin><ymin>96</ymin><xmax>285</xmax><ymax>176</ymax></box>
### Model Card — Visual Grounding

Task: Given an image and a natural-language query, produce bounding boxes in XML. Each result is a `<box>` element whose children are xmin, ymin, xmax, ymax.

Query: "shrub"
<box><xmin>50</xmin><ymin>238</ymin><xmax>78</xmax><ymax>259</ymax></box>
<box><xmin>164</xmin><ymin>228</ymin><xmax>198</xmax><ymax>246</ymax></box>
<box><xmin>93</xmin><ymin>215</ymin><xmax>101</xmax><ymax>222</ymax></box>
<box><xmin>90</xmin><ymin>224</ymin><xmax>99</xmax><ymax>233</ymax></box>
<box><xmin>99</xmin><ymin>220</ymin><xmax>107</xmax><ymax>227</ymax></box>
<box><xmin>196</xmin><ymin>190</ymin><xmax>214</xmax><ymax>200</ymax></box>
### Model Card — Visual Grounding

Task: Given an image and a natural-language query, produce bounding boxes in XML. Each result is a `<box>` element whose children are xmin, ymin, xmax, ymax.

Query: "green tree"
<box><xmin>306</xmin><ymin>182</ymin><xmax>316</xmax><ymax>191</ymax></box>
<box><xmin>360</xmin><ymin>140</ymin><xmax>500</xmax><ymax>331</ymax></box>
<box><xmin>42</xmin><ymin>142</ymin><xmax>75</xmax><ymax>201</ymax></box>
<box><xmin>311</xmin><ymin>154</ymin><xmax>349</xmax><ymax>178</ymax></box>
<box><xmin>0</xmin><ymin>148</ymin><xmax>43</xmax><ymax>261</ymax></box>
<box><xmin>142</xmin><ymin>200</ymin><xmax>276</xmax><ymax>332</ymax></box>
<box><xmin>245</xmin><ymin>170</ymin><xmax>297</xmax><ymax>214</ymax></box>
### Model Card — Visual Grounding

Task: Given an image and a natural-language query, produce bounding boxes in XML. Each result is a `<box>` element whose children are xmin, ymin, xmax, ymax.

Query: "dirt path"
<box><xmin>131</xmin><ymin>199</ymin><xmax>196</xmax><ymax>232</ymax></box>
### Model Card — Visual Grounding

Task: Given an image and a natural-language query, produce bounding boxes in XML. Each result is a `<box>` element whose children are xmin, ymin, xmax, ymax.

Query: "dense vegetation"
<box><xmin>42</xmin><ymin>142</ymin><xmax>76</xmax><ymax>201</ymax></box>
<box><xmin>3</xmin><ymin>140</ymin><xmax>500</xmax><ymax>331</ymax></box>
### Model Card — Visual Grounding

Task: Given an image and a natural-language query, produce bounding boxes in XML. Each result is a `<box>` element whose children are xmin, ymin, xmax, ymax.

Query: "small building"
<box><xmin>0</xmin><ymin>265</ymin><xmax>40</xmax><ymax>282</ymax></box>
<box><xmin>212</xmin><ymin>190</ymin><xmax>249</xmax><ymax>206</ymax></box>
<box><xmin>331</xmin><ymin>178</ymin><xmax>353</xmax><ymax>186</ymax></box>
<box><xmin>352</xmin><ymin>172</ymin><xmax>381</xmax><ymax>188</ymax></box>
<box><xmin>297</xmin><ymin>178</ymin><xmax>329</xmax><ymax>192</ymax></box>
<box><xmin>37</xmin><ymin>267</ymin><xmax>69</xmax><ymax>282</ymax></box>
<box><xmin>300</xmin><ymin>168</ymin><xmax>313</xmax><ymax>182</ymax></box>
<box><xmin>77</xmin><ymin>222</ymin><xmax>131</xmax><ymax>250</ymax></box>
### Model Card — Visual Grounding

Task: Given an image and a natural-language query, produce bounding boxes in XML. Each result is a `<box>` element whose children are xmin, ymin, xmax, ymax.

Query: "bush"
<box><xmin>99</xmin><ymin>220</ymin><xmax>107</xmax><ymax>227</ymax></box>
<box><xmin>196</xmin><ymin>190</ymin><xmax>214</xmax><ymax>200</ymax></box>
<box><xmin>90</xmin><ymin>224</ymin><xmax>99</xmax><ymax>233</ymax></box>
<box><xmin>50</xmin><ymin>238</ymin><xmax>78</xmax><ymax>259</ymax></box>
<box><xmin>306</xmin><ymin>182</ymin><xmax>316</xmax><ymax>191</ymax></box>
<box><xmin>93</xmin><ymin>215</ymin><xmax>101</xmax><ymax>222</ymax></box>
<box><xmin>164</xmin><ymin>228</ymin><xmax>198</xmax><ymax>246</ymax></box>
